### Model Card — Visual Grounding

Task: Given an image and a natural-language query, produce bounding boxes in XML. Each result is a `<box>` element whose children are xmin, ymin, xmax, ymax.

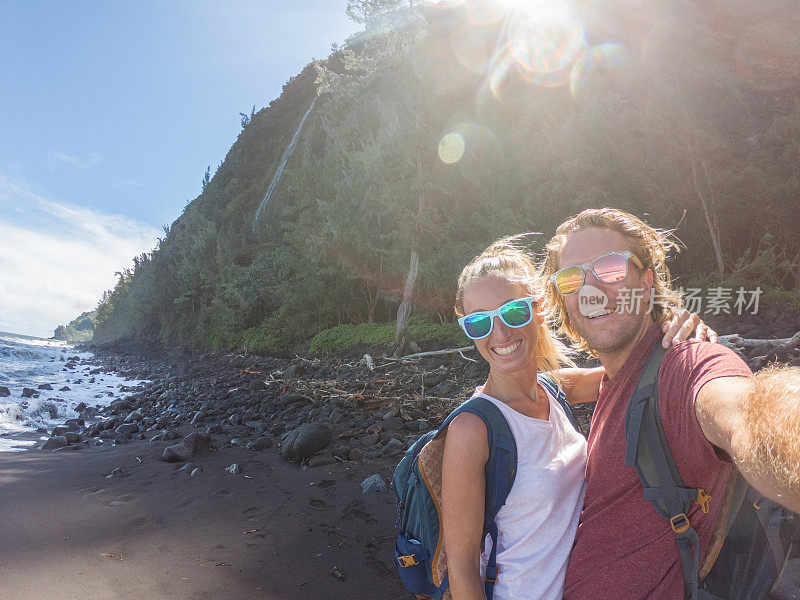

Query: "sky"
<box><xmin>0</xmin><ymin>0</ymin><xmax>363</xmax><ymax>338</ymax></box>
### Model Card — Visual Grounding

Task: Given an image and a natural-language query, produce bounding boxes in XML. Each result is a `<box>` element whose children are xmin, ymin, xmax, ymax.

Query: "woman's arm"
<box><xmin>558</xmin><ymin>311</ymin><xmax>719</xmax><ymax>404</ymax></box>
<box><xmin>442</xmin><ymin>413</ymin><xmax>491</xmax><ymax>600</ymax></box>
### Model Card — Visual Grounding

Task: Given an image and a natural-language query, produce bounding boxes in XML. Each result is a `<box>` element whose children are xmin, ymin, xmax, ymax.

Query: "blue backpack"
<box><xmin>392</xmin><ymin>374</ymin><xmax>581</xmax><ymax>600</ymax></box>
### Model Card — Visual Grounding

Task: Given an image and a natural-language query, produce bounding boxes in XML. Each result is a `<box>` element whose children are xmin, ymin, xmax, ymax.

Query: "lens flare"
<box><xmin>481</xmin><ymin>0</ymin><xmax>585</xmax><ymax>96</ymax></box>
<box><xmin>438</xmin><ymin>132</ymin><xmax>466</xmax><ymax>164</ymax></box>
<box><xmin>570</xmin><ymin>43</ymin><xmax>630</xmax><ymax>101</ymax></box>
<box><xmin>506</xmin><ymin>0</ymin><xmax>586</xmax><ymax>87</ymax></box>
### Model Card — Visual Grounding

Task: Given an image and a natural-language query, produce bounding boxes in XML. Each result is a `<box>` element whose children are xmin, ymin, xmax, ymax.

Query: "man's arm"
<box><xmin>695</xmin><ymin>367</ymin><xmax>800</xmax><ymax>514</ymax></box>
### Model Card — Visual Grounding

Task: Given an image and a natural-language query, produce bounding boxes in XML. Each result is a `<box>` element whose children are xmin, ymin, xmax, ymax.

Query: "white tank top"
<box><xmin>476</xmin><ymin>386</ymin><xmax>587</xmax><ymax>600</ymax></box>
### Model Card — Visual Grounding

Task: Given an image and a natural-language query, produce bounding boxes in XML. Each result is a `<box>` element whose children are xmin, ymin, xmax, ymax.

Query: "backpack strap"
<box><xmin>538</xmin><ymin>373</ymin><xmax>583</xmax><ymax>434</ymax></box>
<box><xmin>437</xmin><ymin>395</ymin><xmax>516</xmax><ymax>600</ymax></box>
<box><xmin>624</xmin><ymin>343</ymin><xmax>710</xmax><ymax>600</ymax></box>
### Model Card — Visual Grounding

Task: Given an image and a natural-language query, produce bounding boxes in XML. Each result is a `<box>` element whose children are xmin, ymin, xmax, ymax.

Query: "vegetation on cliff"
<box><xmin>91</xmin><ymin>0</ymin><xmax>800</xmax><ymax>353</ymax></box>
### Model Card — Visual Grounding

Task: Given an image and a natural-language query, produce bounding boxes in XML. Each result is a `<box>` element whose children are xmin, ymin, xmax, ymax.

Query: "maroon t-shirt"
<box><xmin>564</xmin><ymin>324</ymin><xmax>752</xmax><ymax>599</ymax></box>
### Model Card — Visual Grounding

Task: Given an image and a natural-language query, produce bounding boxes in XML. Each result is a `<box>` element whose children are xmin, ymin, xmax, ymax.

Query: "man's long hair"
<box><xmin>540</xmin><ymin>208</ymin><xmax>683</xmax><ymax>353</ymax></box>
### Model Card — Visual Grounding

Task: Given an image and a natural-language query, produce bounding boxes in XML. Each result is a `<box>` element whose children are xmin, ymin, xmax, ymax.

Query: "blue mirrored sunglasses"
<box><xmin>458</xmin><ymin>297</ymin><xmax>535</xmax><ymax>340</ymax></box>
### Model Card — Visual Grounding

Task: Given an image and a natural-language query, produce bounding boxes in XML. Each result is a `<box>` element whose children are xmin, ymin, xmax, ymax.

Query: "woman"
<box><xmin>441</xmin><ymin>237</ymin><xmax>711</xmax><ymax>600</ymax></box>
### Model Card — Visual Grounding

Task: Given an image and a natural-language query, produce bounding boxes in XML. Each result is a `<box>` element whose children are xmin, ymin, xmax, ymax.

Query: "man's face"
<box><xmin>558</xmin><ymin>227</ymin><xmax>654</xmax><ymax>354</ymax></box>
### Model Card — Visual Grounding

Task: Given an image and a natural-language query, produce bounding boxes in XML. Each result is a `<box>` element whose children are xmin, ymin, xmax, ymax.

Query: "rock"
<box><xmin>64</xmin><ymin>432</ymin><xmax>81</xmax><ymax>444</ymax></box>
<box><xmin>22</xmin><ymin>388</ymin><xmax>37</xmax><ymax>398</ymax></box>
<box><xmin>383</xmin><ymin>416</ymin><xmax>404</xmax><ymax>432</ymax></box>
<box><xmin>247</xmin><ymin>436</ymin><xmax>273</xmax><ymax>451</ymax></box>
<box><xmin>52</xmin><ymin>425</ymin><xmax>70</xmax><ymax>436</ymax></box>
<box><xmin>0</xmin><ymin>386</ymin><xmax>10</xmax><ymax>397</ymax></box>
<box><xmin>228</xmin><ymin>413</ymin><xmax>241</xmax><ymax>426</ymax></box>
<box><xmin>124</xmin><ymin>410</ymin><xmax>143</xmax><ymax>423</ymax></box>
<box><xmin>64</xmin><ymin>418</ymin><xmax>84</xmax><ymax>430</ymax></box>
<box><xmin>41</xmin><ymin>436</ymin><xmax>68</xmax><ymax>450</ymax></box>
<box><xmin>382</xmin><ymin>437</ymin><xmax>403</xmax><ymax>455</ymax></box>
<box><xmin>161</xmin><ymin>432</ymin><xmax>214</xmax><ymax>463</ymax></box>
<box><xmin>60</xmin><ymin>386</ymin><xmax>72</xmax><ymax>392</ymax></box>
<box><xmin>191</xmin><ymin>411</ymin><xmax>205</xmax><ymax>426</ymax></box>
<box><xmin>361</xmin><ymin>433</ymin><xmax>380</xmax><ymax>446</ymax></box>
<box><xmin>106</xmin><ymin>467</ymin><xmax>123</xmax><ymax>478</ymax></box>
<box><xmin>280</xmin><ymin>423</ymin><xmax>332</xmax><ymax>463</ymax></box>
<box><xmin>360</xmin><ymin>474</ymin><xmax>388</xmax><ymax>494</ymax></box>
<box><xmin>115</xmin><ymin>423</ymin><xmax>139</xmax><ymax>436</ymax></box>
<box><xmin>283</xmin><ymin>363</ymin><xmax>304</xmax><ymax>381</ymax></box>
<box><xmin>249</xmin><ymin>379</ymin><xmax>266</xmax><ymax>392</ymax></box>
<box><xmin>330</xmin><ymin>566</ymin><xmax>346</xmax><ymax>581</ymax></box>
<box><xmin>38</xmin><ymin>383</ymin><xmax>53</xmax><ymax>390</ymax></box>
<box><xmin>190</xmin><ymin>468</ymin><xmax>201</xmax><ymax>477</ymax></box>
<box><xmin>348</xmin><ymin>447</ymin><xmax>364</xmax><ymax>461</ymax></box>
<box><xmin>308</xmin><ymin>454</ymin><xmax>336</xmax><ymax>468</ymax></box>
<box><xmin>226</xmin><ymin>463</ymin><xmax>241</xmax><ymax>474</ymax></box>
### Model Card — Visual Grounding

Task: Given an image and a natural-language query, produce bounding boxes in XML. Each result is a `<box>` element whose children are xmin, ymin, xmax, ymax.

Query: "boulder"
<box><xmin>115</xmin><ymin>423</ymin><xmax>139</xmax><ymax>436</ymax></box>
<box><xmin>280</xmin><ymin>422</ymin><xmax>332</xmax><ymax>463</ymax></box>
<box><xmin>124</xmin><ymin>410</ymin><xmax>143</xmax><ymax>423</ymax></box>
<box><xmin>37</xmin><ymin>383</ymin><xmax>53</xmax><ymax>390</ymax></box>
<box><xmin>0</xmin><ymin>386</ymin><xmax>10</xmax><ymax>397</ymax></box>
<box><xmin>161</xmin><ymin>432</ymin><xmax>214</xmax><ymax>463</ymax></box>
<box><xmin>22</xmin><ymin>388</ymin><xmax>37</xmax><ymax>398</ymax></box>
<box><xmin>41</xmin><ymin>436</ymin><xmax>69</xmax><ymax>450</ymax></box>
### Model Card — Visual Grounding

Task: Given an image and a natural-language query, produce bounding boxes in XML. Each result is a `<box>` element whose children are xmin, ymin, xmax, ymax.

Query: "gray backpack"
<box><xmin>624</xmin><ymin>344</ymin><xmax>800</xmax><ymax>600</ymax></box>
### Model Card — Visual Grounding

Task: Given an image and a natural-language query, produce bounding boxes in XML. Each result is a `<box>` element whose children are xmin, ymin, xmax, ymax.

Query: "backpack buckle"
<box><xmin>696</xmin><ymin>488</ymin><xmax>711</xmax><ymax>513</ymax></box>
<box><xmin>397</xmin><ymin>554</ymin><xmax>420</xmax><ymax>568</ymax></box>
<box><xmin>670</xmin><ymin>513</ymin><xmax>690</xmax><ymax>534</ymax></box>
<box><xmin>485</xmin><ymin>567</ymin><xmax>499</xmax><ymax>584</ymax></box>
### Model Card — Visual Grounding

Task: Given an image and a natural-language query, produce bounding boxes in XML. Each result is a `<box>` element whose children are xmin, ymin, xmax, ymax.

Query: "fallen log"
<box><xmin>400</xmin><ymin>346</ymin><xmax>476</xmax><ymax>360</ymax></box>
<box><xmin>718</xmin><ymin>332</ymin><xmax>800</xmax><ymax>349</ymax></box>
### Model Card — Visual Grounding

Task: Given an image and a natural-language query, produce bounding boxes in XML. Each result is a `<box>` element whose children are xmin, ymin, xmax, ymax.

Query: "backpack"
<box><xmin>624</xmin><ymin>343</ymin><xmax>800</xmax><ymax>600</ymax></box>
<box><xmin>392</xmin><ymin>374</ymin><xmax>580</xmax><ymax>600</ymax></box>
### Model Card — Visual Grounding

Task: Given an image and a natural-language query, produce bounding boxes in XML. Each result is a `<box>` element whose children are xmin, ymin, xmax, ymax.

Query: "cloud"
<box><xmin>49</xmin><ymin>151</ymin><xmax>103</xmax><ymax>170</ymax></box>
<box><xmin>0</xmin><ymin>174</ymin><xmax>160</xmax><ymax>338</ymax></box>
<box><xmin>114</xmin><ymin>178</ymin><xmax>143</xmax><ymax>187</ymax></box>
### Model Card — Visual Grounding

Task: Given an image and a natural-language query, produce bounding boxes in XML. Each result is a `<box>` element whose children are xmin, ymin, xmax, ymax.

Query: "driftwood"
<box><xmin>718</xmin><ymin>332</ymin><xmax>800</xmax><ymax>350</ymax></box>
<box><xmin>400</xmin><ymin>346</ymin><xmax>476</xmax><ymax>360</ymax></box>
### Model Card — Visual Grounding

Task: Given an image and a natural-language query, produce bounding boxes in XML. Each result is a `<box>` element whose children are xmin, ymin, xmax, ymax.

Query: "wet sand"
<box><xmin>0</xmin><ymin>434</ymin><xmax>405</xmax><ymax>600</ymax></box>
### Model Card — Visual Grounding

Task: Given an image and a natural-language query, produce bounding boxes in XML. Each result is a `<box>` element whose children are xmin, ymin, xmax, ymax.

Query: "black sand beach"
<box><xmin>0</xmin><ymin>431</ymin><xmax>404</xmax><ymax>600</ymax></box>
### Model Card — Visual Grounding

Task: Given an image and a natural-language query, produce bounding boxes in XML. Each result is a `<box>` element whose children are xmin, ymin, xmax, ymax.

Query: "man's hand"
<box><xmin>662</xmin><ymin>309</ymin><xmax>718</xmax><ymax>348</ymax></box>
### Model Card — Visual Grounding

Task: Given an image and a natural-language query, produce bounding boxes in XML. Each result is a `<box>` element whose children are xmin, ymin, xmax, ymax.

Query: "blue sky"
<box><xmin>0</xmin><ymin>1</ymin><xmax>362</xmax><ymax>337</ymax></box>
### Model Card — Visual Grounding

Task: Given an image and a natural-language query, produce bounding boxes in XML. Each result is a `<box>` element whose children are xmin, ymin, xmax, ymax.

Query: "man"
<box><xmin>539</xmin><ymin>208</ymin><xmax>800</xmax><ymax>599</ymax></box>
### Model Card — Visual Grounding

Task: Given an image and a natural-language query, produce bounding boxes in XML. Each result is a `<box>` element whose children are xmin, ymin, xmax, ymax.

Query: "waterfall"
<box><xmin>252</xmin><ymin>97</ymin><xmax>317</xmax><ymax>234</ymax></box>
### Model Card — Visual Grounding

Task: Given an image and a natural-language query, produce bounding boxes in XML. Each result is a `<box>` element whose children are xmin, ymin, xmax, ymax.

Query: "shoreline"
<box><xmin>4</xmin><ymin>321</ymin><xmax>800</xmax><ymax>598</ymax></box>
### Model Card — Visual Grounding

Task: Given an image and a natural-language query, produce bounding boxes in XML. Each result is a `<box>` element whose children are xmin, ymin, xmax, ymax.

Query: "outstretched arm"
<box><xmin>559</xmin><ymin>310</ymin><xmax>718</xmax><ymax>404</ymax></box>
<box><xmin>695</xmin><ymin>368</ymin><xmax>800</xmax><ymax>514</ymax></box>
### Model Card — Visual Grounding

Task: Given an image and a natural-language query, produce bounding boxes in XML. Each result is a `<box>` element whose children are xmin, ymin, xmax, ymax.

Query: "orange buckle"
<box><xmin>397</xmin><ymin>555</ymin><xmax>419</xmax><ymax>568</ymax></box>
<box><xmin>485</xmin><ymin>569</ymin><xmax>499</xmax><ymax>585</ymax></box>
<box><xmin>753</xmin><ymin>501</ymin><xmax>762</xmax><ymax>510</ymax></box>
<box><xmin>670</xmin><ymin>513</ymin><xmax>690</xmax><ymax>534</ymax></box>
<box><xmin>696</xmin><ymin>488</ymin><xmax>711</xmax><ymax>514</ymax></box>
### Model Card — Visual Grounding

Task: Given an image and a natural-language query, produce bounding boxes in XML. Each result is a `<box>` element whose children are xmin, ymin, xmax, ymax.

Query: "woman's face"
<box><xmin>461</xmin><ymin>274</ymin><xmax>541</xmax><ymax>377</ymax></box>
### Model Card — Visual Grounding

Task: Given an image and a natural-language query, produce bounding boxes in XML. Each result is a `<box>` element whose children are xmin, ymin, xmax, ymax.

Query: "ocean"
<box><xmin>0</xmin><ymin>331</ymin><xmax>146</xmax><ymax>452</ymax></box>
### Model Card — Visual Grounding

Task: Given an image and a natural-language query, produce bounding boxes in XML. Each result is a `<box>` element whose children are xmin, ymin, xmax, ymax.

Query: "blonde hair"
<box><xmin>455</xmin><ymin>235</ymin><xmax>575</xmax><ymax>382</ymax></box>
<box><xmin>540</xmin><ymin>208</ymin><xmax>683</xmax><ymax>353</ymax></box>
